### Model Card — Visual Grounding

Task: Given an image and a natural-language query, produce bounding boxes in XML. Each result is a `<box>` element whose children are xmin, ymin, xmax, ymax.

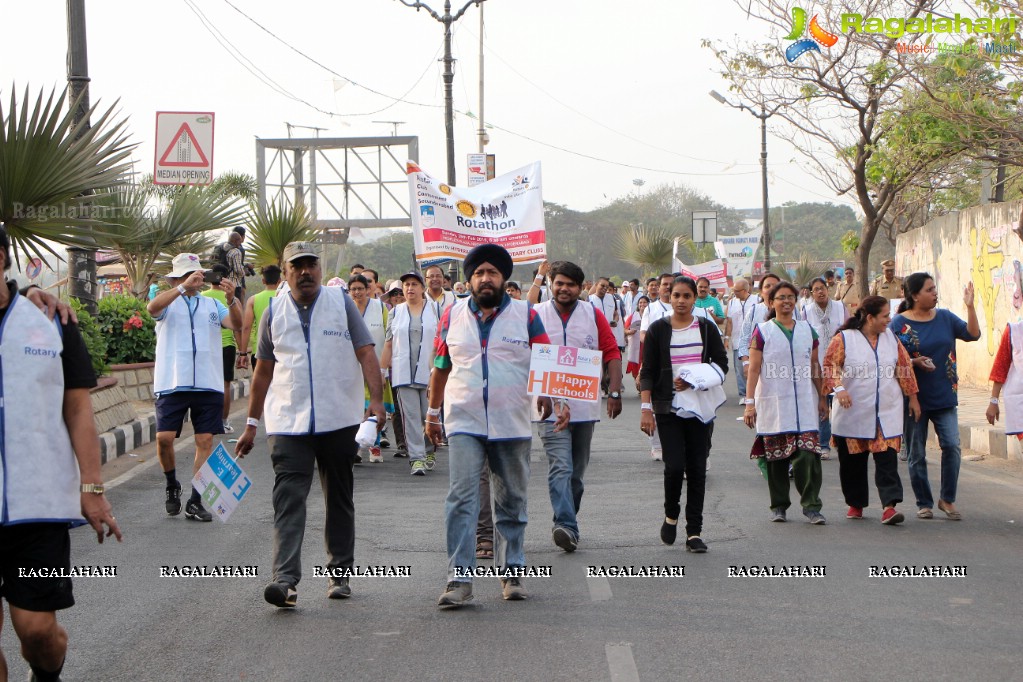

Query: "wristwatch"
<box><xmin>80</xmin><ymin>483</ymin><xmax>105</xmax><ymax>494</ymax></box>
<box><xmin>609</xmin><ymin>391</ymin><xmax>621</xmax><ymax>399</ymax></box>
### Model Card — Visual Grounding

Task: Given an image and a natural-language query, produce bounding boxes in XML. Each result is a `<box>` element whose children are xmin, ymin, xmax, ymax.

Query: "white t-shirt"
<box><xmin>726</xmin><ymin>295</ymin><xmax>757</xmax><ymax>345</ymax></box>
<box><xmin>641</xmin><ymin>299</ymin><xmax>672</xmax><ymax>333</ymax></box>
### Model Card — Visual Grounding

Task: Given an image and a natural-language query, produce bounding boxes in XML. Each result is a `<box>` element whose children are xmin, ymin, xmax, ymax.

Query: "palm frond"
<box><xmin>614</xmin><ymin>224</ymin><xmax>679</xmax><ymax>277</ymax></box>
<box><xmin>0</xmin><ymin>85</ymin><xmax>135</xmax><ymax>263</ymax></box>
<box><xmin>246</xmin><ymin>201</ymin><xmax>317</xmax><ymax>267</ymax></box>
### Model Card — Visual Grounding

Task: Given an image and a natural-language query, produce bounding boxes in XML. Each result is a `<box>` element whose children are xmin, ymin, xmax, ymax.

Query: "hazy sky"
<box><xmin>1</xmin><ymin>0</ymin><xmax>856</xmax><ymax>217</ymax></box>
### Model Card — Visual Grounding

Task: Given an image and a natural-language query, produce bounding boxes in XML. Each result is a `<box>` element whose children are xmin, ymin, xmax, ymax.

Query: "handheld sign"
<box><xmin>527</xmin><ymin>344</ymin><xmax>602</xmax><ymax>403</ymax></box>
<box><xmin>192</xmin><ymin>442</ymin><xmax>252</xmax><ymax>522</ymax></box>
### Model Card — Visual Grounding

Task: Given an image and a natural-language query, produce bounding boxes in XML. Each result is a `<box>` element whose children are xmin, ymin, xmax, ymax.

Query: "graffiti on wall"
<box><xmin>968</xmin><ymin>223</ymin><xmax>1014</xmax><ymax>355</ymax></box>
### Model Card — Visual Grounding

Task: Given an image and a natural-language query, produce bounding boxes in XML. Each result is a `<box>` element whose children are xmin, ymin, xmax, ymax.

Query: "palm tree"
<box><xmin>792</xmin><ymin>252</ymin><xmax>817</xmax><ymax>288</ymax></box>
<box><xmin>0</xmin><ymin>86</ymin><xmax>133</xmax><ymax>263</ymax></box>
<box><xmin>93</xmin><ymin>185</ymin><xmax>247</xmax><ymax>297</ymax></box>
<box><xmin>245</xmin><ymin>200</ymin><xmax>317</xmax><ymax>267</ymax></box>
<box><xmin>140</xmin><ymin>170</ymin><xmax>258</xmax><ymax>204</ymax></box>
<box><xmin>615</xmin><ymin>224</ymin><xmax>678</xmax><ymax>277</ymax></box>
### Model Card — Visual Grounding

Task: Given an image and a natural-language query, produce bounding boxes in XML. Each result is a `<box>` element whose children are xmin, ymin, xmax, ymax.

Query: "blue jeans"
<box><xmin>819</xmin><ymin>394</ymin><xmax>833</xmax><ymax>452</ymax></box>
<box><xmin>445</xmin><ymin>435</ymin><xmax>531</xmax><ymax>583</ymax></box>
<box><xmin>539</xmin><ymin>421</ymin><xmax>595</xmax><ymax>541</ymax></box>
<box><xmin>904</xmin><ymin>406</ymin><xmax>961</xmax><ymax>509</ymax></box>
<box><xmin>732</xmin><ymin>348</ymin><xmax>747</xmax><ymax>399</ymax></box>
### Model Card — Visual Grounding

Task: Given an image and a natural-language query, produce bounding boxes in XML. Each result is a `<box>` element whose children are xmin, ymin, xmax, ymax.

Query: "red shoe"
<box><xmin>846</xmin><ymin>506</ymin><xmax>863</xmax><ymax>519</ymax></box>
<box><xmin>881</xmin><ymin>507</ymin><xmax>905</xmax><ymax>525</ymax></box>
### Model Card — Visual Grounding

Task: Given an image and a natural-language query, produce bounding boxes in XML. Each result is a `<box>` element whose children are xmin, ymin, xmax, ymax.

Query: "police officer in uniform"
<box><xmin>870</xmin><ymin>259</ymin><xmax>903</xmax><ymax>300</ymax></box>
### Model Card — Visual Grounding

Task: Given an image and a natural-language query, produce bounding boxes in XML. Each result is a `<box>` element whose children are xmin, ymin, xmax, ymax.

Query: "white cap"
<box><xmin>166</xmin><ymin>253</ymin><xmax>202</xmax><ymax>279</ymax></box>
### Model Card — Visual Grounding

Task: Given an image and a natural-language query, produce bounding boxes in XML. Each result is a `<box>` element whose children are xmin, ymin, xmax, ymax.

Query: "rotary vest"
<box><xmin>390</xmin><ymin>302</ymin><xmax>438</xmax><ymax>388</ymax></box>
<box><xmin>360</xmin><ymin>298</ymin><xmax>386</xmax><ymax>362</ymax></box>
<box><xmin>590</xmin><ymin>294</ymin><xmax>625</xmax><ymax>347</ymax></box>
<box><xmin>443</xmin><ymin>298</ymin><xmax>533</xmax><ymax>440</ymax></box>
<box><xmin>803</xmin><ymin>300</ymin><xmax>847</xmax><ymax>346</ymax></box>
<box><xmin>263</xmin><ymin>288</ymin><xmax>364</xmax><ymax>435</ymax></box>
<box><xmin>830</xmin><ymin>329</ymin><xmax>905</xmax><ymax>439</ymax></box>
<box><xmin>535</xmin><ymin>300</ymin><xmax>601</xmax><ymax>423</ymax></box>
<box><xmin>1003</xmin><ymin>321</ymin><xmax>1023</xmax><ymax>435</ymax></box>
<box><xmin>0</xmin><ymin>293</ymin><xmax>83</xmax><ymax>526</ymax></box>
<box><xmin>153</xmin><ymin>295</ymin><xmax>224</xmax><ymax>395</ymax></box>
<box><xmin>754</xmin><ymin>320</ymin><xmax>819</xmax><ymax>436</ymax></box>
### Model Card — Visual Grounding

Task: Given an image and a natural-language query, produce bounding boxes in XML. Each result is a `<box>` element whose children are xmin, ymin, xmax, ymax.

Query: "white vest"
<box><xmin>361</xmin><ymin>298</ymin><xmax>386</xmax><ymax>361</ymax></box>
<box><xmin>390</xmin><ymin>302</ymin><xmax>438</xmax><ymax>388</ymax></box>
<box><xmin>0</xmin><ymin>293</ymin><xmax>82</xmax><ymax>525</ymax></box>
<box><xmin>727</xmin><ymin>295</ymin><xmax>755</xmax><ymax>344</ymax></box>
<box><xmin>754</xmin><ymin>320</ymin><xmax>820</xmax><ymax>435</ymax></box>
<box><xmin>590</xmin><ymin>294</ymin><xmax>625</xmax><ymax>347</ymax></box>
<box><xmin>264</xmin><ymin>288</ymin><xmax>364</xmax><ymax>435</ymax></box>
<box><xmin>444</xmin><ymin>298</ymin><xmax>533</xmax><ymax>440</ymax></box>
<box><xmin>154</xmin><ymin>295</ymin><xmax>224</xmax><ymax>394</ymax></box>
<box><xmin>427</xmin><ymin>290</ymin><xmax>456</xmax><ymax>321</ymax></box>
<box><xmin>535</xmin><ymin>300</ymin><xmax>601</xmax><ymax>423</ymax></box>
<box><xmin>803</xmin><ymin>300</ymin><xmax>846</xmax><ymax>345</ymax></box>
<box><xmin>830</xmin><ymin>329</ymin><xmax>905</xmax><ymax>439</ymax></box>
<box><xmin>1003</xmin><ymin>322</ymin><xmax>1023</xmax><ymax>435</ymax></box>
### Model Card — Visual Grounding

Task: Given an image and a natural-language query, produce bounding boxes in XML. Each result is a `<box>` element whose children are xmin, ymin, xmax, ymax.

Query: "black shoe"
<box><xmin>685</xmin><ymin>536</ymin><xmax>708</xmax><ymax>553</ymax></box>
<box><xmin>264</xmin><ymin>581</ymin><xmax>297</xmax><ymax>608</ymax></box>
<box><xmin>552</xmin><ymin>527</ymin><xmax>578</xmax><ymax>552</ymax></box>
<box><xmin>379</xmin><ymin>436</ymin><xmax>391</xmax><ymax>448</ymax></box>
<box><xmin>393</xmin><ymin>450</ymin><xmax>409</xmax><ymax>458</ymax></box>
<box><xmin>165</xmin><ymin>483</ymin><xmax>182</xmax><ymax>516</ymax></box>
<box><xmin>184</xmin><ymin>500</ymin><xmax>213</xmax><ymax>522</ymax></box>
<box><xmin>327</xmin><ymin>577</ymin><xmax>351</xmax><ymax>599</ymax></box>
<box><xmin>660</xmin><ymin>519</ymin><xmax>678</xmax><ymax>545</ymax></box>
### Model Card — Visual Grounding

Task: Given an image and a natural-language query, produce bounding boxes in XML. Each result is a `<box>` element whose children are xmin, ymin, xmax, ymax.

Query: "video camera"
<box><xmin>202</xmin><ymin>270</ymin><xmax>223</xmax><ymax>286</ymax></box>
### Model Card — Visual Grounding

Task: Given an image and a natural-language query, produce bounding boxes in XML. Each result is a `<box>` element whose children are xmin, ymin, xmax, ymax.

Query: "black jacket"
<box><xmin>639</xmin><ymin>316</ymin><xmax>729</xmax><ymax>414</ymax></box>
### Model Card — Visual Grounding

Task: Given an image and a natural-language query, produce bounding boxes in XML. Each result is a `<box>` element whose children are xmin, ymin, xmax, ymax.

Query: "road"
<box><xmin>4</xmin><ymin>384</ymin><xmax>1022</xmax><ymax>682</ymax></box>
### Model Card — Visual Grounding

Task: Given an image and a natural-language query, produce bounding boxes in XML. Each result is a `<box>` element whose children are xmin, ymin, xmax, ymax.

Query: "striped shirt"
<box><xmin>670</xmin><ymin>319</ymin><xmax>704</xmax><ymax>378</ymax></box>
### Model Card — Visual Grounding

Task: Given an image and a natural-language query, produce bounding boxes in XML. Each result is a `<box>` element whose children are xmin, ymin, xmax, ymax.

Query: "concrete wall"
<box><xmin>896</xmin><ymin>201</ymin><xmax>1023</xmax><ymax>388</ymax></box>
<box><xmin>109</xmin><ymin>363</ymin><xmax>155</xmax><ymax>402</ymax></box>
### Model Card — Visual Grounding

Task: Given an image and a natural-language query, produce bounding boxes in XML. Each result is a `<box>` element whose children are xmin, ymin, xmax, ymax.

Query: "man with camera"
<box><xmin>147</xmin><ymin>253</ymin><xmax>242</xmax><ymax>522</ymax></box>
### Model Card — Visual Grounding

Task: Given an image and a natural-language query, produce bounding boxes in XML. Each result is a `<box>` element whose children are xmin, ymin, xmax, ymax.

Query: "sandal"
<box><xmin>475</xmin><ymin>541</ymin><xmax>494</xmax><ymax>560</ymax></box>
<box><xmin>916</xmin><ymin>508</ymin><xmax>933</xmax><ymax>519</ymax></box>
<box><xmin>937</xmin><ymin>501</ymin><xmax>962</xmax><ymax>520</ymax></box>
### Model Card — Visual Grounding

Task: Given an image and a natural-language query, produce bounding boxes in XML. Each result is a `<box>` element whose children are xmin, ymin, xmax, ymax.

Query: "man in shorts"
<box><xmin>147</xmin><ymin>253</ymin><xmax>242</xmax><ymax>522</ymax></box>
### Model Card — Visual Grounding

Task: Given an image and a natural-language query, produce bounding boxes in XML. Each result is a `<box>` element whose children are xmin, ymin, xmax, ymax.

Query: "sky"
<box><xmin>1</xmin><ymin>0</ymin><xmax>858</xmax><ymax>224</ymax></box>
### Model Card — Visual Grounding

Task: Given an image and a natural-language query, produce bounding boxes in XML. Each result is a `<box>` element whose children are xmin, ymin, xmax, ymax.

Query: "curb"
<box><xmin>98</xmin><ymin>378</ymin><xmax>250</xmax><ymax>465</ymax></box>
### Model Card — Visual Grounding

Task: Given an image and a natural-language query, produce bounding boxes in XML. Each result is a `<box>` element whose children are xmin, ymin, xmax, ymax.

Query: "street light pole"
<box><xmin>397</xmin><ymin>0</ymin><xmax>485</xmax><ymax>187</ymax></box>
<box><xmin>709</xmin><ymin>90</ymin><xmax>778</xmax><ymax>272</ymax></box>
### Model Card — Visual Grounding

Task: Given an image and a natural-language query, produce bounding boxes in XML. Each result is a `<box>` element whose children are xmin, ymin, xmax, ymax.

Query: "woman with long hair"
<box><xmin>624</xmin><ymin>295</ymin><xmax>649</xmax><ymax>386</ymax></box>
<box><xmin>824</xmin><ymin>296</ymin><xmax>921</xmax><ymax>525</ymax></box>
<box><xmin>890</xmin><ymin>272</ymin><xmax>979</xmax><ymax>520</ymax></box>
<box><xmin>640</xmin><ymin>277</ymin><xmax>728</xmax><ymax>552</ymax></box>
<box><xmin>381</xmin><ymin>273</ymin><xmax>438</xmax><ymax>476</ymax></box>
<box><xmin>744</xmin><ymin>281</ymin><xmax>828</xmax><ymax>524</ymax></box>
<box><xmin>803</xmin><ymin>276</ymin><xmax>849</xmax><ymax>460</ymax></box>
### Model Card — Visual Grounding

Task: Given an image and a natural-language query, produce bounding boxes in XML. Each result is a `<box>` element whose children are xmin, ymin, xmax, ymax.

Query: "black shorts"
<box><xmin>223</xmin><ymin>346</ymin><xmax>236</xmax><ymax>382</ymax></box>
<box><xmin>156</xmin><ymin>390</ymin><xmax>225</xmax><ymax>437</ymax></box>
<box><xmin>0</xmin><ymin>523</ymin><xmax>75</xmax><ymax>612</ymax></box>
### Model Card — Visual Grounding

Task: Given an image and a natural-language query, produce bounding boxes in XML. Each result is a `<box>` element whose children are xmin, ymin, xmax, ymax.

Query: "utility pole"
<box><xmin>397</xmin><ymin>0</ymin><xmax>485</xmax><ymax>186</ymax></box>
<box><xmin>66</xmin><ymin>0</ymin><xmax>98</xmax><ymax>314</ymax></box>
<box><xmin>477</xmin><ymin>2</ymin><xmax>486</xmax><ymax>154</ymax></box>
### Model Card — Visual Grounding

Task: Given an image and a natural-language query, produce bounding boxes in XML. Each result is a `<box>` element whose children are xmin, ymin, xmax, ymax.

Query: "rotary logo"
<box><xmin>438</xmin><ymin>184</ymin><xmax>452</xmax><ymax>195</ymax></box>
<box><xmin>456</xmin><ymin>200</ymin><xmax>477</xmax><ymax>218</ymax></box>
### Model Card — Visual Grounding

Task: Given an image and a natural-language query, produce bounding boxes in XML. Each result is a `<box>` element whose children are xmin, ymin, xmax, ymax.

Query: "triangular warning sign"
<box><xmin>158</xmin><ymin>123</ymin><xmax>210</xmax><ymax>168</ymax></box>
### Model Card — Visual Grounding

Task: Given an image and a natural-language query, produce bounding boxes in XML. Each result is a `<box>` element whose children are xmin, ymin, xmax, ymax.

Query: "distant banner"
<box><xmin>714</xmin><ymin>227</ymin><xmax>762</xmax><ymax>280</ymax></box>
<box><xmin>407</xmin><ymin>161</ymin><xmax>546</xmax><ymax>266</ymax></box>
<box><xmin>673</xmin><ymin>257</ymin><xmax>729</xmax><ymax>292</ymax></box>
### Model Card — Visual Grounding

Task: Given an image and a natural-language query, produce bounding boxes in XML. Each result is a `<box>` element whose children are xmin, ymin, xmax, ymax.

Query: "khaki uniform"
<box><xmin>870</xmin><ymin>276</ymin><xmax>904</xmax><ymax>300</ymax></box>
<box><xmin>835</xmin><ymin>281</ymin><xmax>861</xmax><ymax>311</ymax></box>
<box><xmin>826</xmin><ymin>281</ymin><xmax>840</xmax><ymax>300</ymax></box>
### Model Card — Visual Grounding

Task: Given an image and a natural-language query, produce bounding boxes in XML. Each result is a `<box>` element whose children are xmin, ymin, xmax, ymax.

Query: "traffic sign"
<box><xmin>154</xmin><ymin>112</ymin><xmax>215</xmax><ymax>185</ymax></box>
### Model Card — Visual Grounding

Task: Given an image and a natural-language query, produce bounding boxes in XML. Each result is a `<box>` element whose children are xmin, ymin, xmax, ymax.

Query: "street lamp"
<box><xmin>709</xmin><ymin>90</ymin><xmax>779</xmax><ymax>272</ymax></box>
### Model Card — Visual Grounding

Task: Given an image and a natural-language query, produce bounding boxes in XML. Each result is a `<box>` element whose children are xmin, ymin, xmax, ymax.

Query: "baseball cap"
<box><xmin>166</xmin><ymin>253</ymin><xmax>203</xmax><ymax>278</ymax></box>
<box><xmin>385</xmin><ymin>280</ymin><xmax>403</xmax><ymax>295</ymax></box>
<box><xmin>282</xmin><ymin>241</ymin><xmax>319</xmax><ymax>263</ymax></box>
<box><xmin>399</xmin><ymin>271</ymin><xmax>425</xmax><ymax>285</ymax></box>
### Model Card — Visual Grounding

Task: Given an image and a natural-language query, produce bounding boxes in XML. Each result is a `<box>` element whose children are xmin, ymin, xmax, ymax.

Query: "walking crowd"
<box><xmin>4</xmin><ymin>222</ymin><xmax>1021</xmax><ymax>678</ymax></box>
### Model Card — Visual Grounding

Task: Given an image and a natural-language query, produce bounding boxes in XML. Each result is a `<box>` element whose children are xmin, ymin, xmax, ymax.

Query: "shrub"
<box><xmin>69</xmin><ymin>298</ymin><xmax>109</xmax><ymax>377</ymax></box>
<box><xmin>96</xmin><ymin>294</ymin><xmax>156</xmax><ymax>365</ymax></box>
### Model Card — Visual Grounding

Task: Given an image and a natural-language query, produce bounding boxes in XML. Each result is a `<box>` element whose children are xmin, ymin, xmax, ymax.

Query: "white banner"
<box><xmin>673</xmin><ymin>257</ymin><xmax>729</xmax><ymax>292</ymax></box>
<box><xmin>714</xmin><ymin>228</ymin><xmax>762</xmax><ymax>280</ymax></box>
<box><xmin>407</xmin><ymin>161</ymin><xmax>546</xmax><ymax>266</ymax></box>
<box><xmin>191</xmin><ymin>443</ymin><xmax>252</xmax><ymax>522</ymax></box>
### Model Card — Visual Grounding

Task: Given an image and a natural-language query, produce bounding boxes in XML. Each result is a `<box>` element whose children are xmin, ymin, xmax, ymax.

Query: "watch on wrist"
<box><xmin>609</xmin><ymin>391</ymin><xmax>621</xmax><ymax>399</ymax></box>
<box><xmin>80</xmin><ymin>483</ymin><xmax>105</xmax><ymax>494</ymax></box>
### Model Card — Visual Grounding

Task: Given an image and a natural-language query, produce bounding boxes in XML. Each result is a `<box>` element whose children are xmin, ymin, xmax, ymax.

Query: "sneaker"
<box><xmin>165</xmin><ymin>482</ymin><xmax>182</xmax><ymax>516</ymax></box>
<box><xmin>847</xmin><ymin>506</ymin><xmax>863</xmax><ymax>519</ymax></box>
<box><xmin>788</xmin><ymin>463</ymin><xmax>794</xmax><ymax>479</ymax></box>
<box><xmin>425</xmin><ymin>451</ymin><xmax>437</xmax><ymax>471</ymax></box>
<box><xmin>501</xmin><ymin>577</ymin><xmax>527</xmax><ymax>601</ymax></box>
<box><xmin>651</xmin><ymin>448</ymin><xmax>663</xmax><ymax>461</ymax></box>
<box><xmin>369</xmin><ymin>447</ymin><xmax>383</xmax><ymax>463</ymax></box>
<box><xmin>354</xmin><ymin>449</ymin><xmax>364</xmax><ymax>465</ymax></box>
<box><xmin>803</xmin><ymin>509</ymin><xmax>827</xmax><ymax>525</ymax></box>
<box><xmin>917</xmin><ymin>508</ymin><xmax>934</xmax><ymax>519</ymax></box>
<box><xmin>410</xmin><ymin>461</ymin><xmax>427</xmax><ymax>476</ymax></box>
<box><xmin>685</xmin><ymin>536</ymin><xmax>708</xmax><ymax>553</ymax></box>
<box><xmin>185</xmin><ymin>500</ymin><xmax>213</xmax><ymax>522</ymax></box>
<box><xmin>898</xmin><ymin>448</ymin><xmax>909</xmax><ymax>462</ymax></box>
<box><xmin>222</xmin><ymin>420</ymin><xmax>234</xmax><ymax>434</ymax></box>
<box><xmin>393</xmin><ymin>450</ymin><xmax>409</xmax><ymax>458</ymax></box>
<box><xmin>437</xmin><ymin>581</ymin><xmax>473</xmax><ymax>608</ymax></box>
<box><xmin>552</xmin><ymin>527</ymin><xmax>577</xmax><ymax>552</ymax></box>
<box><xmin>660</xmin><ymin>519</ymin><xmax>678</xmax><ymax>545</ymax></box>
<box><xmin>379</xmin><ymin>435</ymin><xmax>391</xmax><ymax>449</ymax></box>
<box><xmin>327</xmin><ymin>577</ymin><xmax>351</xmax><ymax>599</ymax></box>
<box><xmin>264</xmin><ymin>581</ymin><xmax>297</xmax><ymax>608</ymax></box>
<box><xmin>819</xmin><ymin>447</ymin><xmax>831</xmax><ymax>460</ymax></box>
<box><xmin>881</xmin><ymin>508</ymin><xmax>905</xmax><ymax>525</ymax></box>
<box><xmin>771</xmin><ymin>508</ymin><xmax>786</xmax><ymax>522</ymax></box>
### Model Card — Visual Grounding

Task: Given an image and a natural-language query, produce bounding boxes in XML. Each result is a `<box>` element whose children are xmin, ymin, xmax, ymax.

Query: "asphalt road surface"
<box><xmin>4</xmin><ymin>385</ymin><xmax>1021</xmax><ymax>682</ymax></box>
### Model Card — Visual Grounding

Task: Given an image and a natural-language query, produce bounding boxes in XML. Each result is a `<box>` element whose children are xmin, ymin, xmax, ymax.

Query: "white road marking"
<box><xmin>605</xmin><ymin>643</ymin><xmax>640</xmax><ymax>682</ymax></box>
<box><xmin>586</xmin><ymin>570</ymin><xmax>613</xmax><ymax>602</ymax></box>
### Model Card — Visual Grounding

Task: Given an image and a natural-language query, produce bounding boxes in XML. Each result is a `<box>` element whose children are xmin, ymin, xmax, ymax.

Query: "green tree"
<box><xmin>245</xmin><ymin>201</ymin><xmax>318</xmax><ymax>267</ymax></box>
<box><xmin>615</xmin><ymin>224</ymin><xmax>677</xmax><ymax>277</ymax></box>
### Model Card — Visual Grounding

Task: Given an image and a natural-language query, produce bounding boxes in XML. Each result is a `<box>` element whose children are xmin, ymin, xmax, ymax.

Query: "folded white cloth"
<box><xmin>672</xmin><ymin>363</ymin><xmax>727</xmax><ymax>423</ymax></box>
<box><xmin>355</xmin><ymin>418</ymin><xmax>379</xmax><ymax>447</ymax></box>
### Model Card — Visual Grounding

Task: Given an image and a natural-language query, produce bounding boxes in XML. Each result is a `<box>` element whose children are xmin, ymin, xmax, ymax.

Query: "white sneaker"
<box><xmin>222</xmin><ymin>421</ymin><xmax>234</xmax><ymax>434</ymax></box>
<box><xmin>369</xmin><ymin>447</ymin><xmax>383</xmax><ymax>463</ymax></box>
<box><xmin>651</xmin><ymin>448</ymin><xmax>663</xmax><ymax>461</ymax></box>
<box><xmin>738</xmin><ymin>398</ymin><xmax>746</xmax><ymax>405</ymax></box>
